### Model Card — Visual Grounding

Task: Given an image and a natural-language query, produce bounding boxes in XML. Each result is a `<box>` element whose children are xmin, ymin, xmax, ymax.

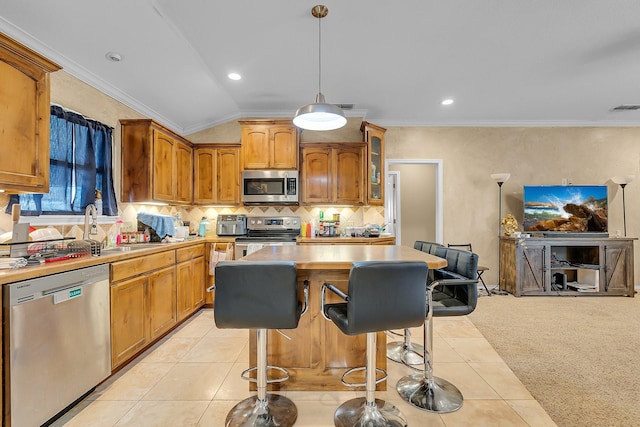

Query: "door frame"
<box><xmin>385</xmin><ymin>159</ymin><xmax>443</xmax><ymax>245</ymax></box>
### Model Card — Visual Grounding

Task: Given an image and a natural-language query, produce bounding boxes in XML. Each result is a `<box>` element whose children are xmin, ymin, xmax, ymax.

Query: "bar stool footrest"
<box><xmin>387</xmin><ymin>341</ymin><xmax>425</xmax><ymax>365</ymax></box>
<box><xmin>340</xmin><ymin>366</ymin><xmax>387</xmax><ymax>388</ymax></box>
<box><xmin>241</xmin><ymin>365</ymin><xmax>290</xmax><ymax>384</ymax></box>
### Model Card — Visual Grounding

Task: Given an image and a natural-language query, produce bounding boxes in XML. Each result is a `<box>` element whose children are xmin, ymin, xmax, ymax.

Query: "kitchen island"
<box><xmin>241</xmin><ymin>244</ymin><xmax>446</xmax><ymax>391</ymax></box>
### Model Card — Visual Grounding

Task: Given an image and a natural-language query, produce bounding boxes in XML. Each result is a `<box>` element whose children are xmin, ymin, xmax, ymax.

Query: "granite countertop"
<box><xmin>0</xmin><ymin>238</ymin><xmax>209</xmax><ymax>285</ymax></box>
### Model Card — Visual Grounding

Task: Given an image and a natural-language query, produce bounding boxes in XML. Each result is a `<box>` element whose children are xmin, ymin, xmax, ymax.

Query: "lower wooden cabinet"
<box><xmin>110</xmin><ymin>275</ymin><xmax>149</xmax><ymax>368</ymax></box>
<box><xmin>176</xmin><ymin>245</ymin><xmax>205</xmax><ymax>321</ymax></box>
<box><xmin>149</xmin><ymin>266</ymin><xmax>177</xmax><ymax>340</ymax></box>
<box><xmin>110</xmin><ymin>245</ymin><xmax>207</xmax><ymax>369</ymax></box>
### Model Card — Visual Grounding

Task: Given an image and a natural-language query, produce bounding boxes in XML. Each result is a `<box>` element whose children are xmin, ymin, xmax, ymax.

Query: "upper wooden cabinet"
<box><xmin>174</xmin><ymin>140</ymin><xmax>193</xmax><ymax>203</ymax></box>
<box><xmin>239</xmin><ymin>119</ymin><xmax>299</xmax><ymax>170</ymax></box>
<box><xmin>0</xmin><ymin>33</ymin><xmax>60</xmax><ymax>193</ymax></box>
<box><xmin>193</xmin><ymin>145</ymin><xmax>240</xmax><ymax>205</ymax></box>
<box><xmin>300</xmin><ymin>143</ymin><xmax>366</xmax><ymax>205</ymax></box>
<box><xmin>361</xmin><ymin>121</ymin><xmax>386</xmax><ymax>206</ymax></box>
<box><xmin>121</xmin><ymin>119</ymin><xmax>193</xmax><ymax>205</ymax></box>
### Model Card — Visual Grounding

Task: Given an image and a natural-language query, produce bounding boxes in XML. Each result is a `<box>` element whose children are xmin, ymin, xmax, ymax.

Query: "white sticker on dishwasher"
<box><xmin>53</xmin><ymin>287</ymin><xmax>82</xmax><ymax>304</ymax></box>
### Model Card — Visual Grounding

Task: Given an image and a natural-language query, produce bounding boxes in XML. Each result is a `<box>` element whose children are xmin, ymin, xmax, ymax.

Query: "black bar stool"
<box><xmin>321</xmin><ymin>261</ymin><xmax>428</xmax><ymax>427</ymax></box>
<box><xmin>214</xmin><ymin>261</ymin><xmax>308</xmax><ymax>427</ymax></box>
<box><xmin>386</xmin><ymin>241</ymin><xmax>444</xmax><ymax>366</ymax></box>
<box><xmin>396</xmin><ymin>250</ymin><xmax>479</xmax><ymax>413</ymax></box>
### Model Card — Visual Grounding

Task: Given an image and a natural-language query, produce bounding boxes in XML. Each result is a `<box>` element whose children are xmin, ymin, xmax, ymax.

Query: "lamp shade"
<box><xmin>293</xmin><ymin>93</ymin><xmax>346</xmax><ymax>131</ymax></box>
<box><xmin>611</xmin><ymin>175</ymin><xmax>636</xmax><ymax>185</ymax></box>
<box><xmin>490</xmin><ymin>173</ymin><xmax>511</xmax><ymax>183</ymax></box>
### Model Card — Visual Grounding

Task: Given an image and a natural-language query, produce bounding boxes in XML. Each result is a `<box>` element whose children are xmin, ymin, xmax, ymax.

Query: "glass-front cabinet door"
<box><xmin>361</xmin><ymin>121</ymin><xmax>386</xmax><ymax>206</ymax></box>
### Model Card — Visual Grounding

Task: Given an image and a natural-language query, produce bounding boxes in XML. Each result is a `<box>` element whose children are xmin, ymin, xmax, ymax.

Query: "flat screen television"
<box><xmin>523</xmin><ymin>185</ymin><xmax>608</xmax><ymax>235</ymax></box>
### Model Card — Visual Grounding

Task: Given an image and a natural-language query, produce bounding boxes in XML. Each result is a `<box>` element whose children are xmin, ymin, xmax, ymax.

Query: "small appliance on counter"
<box><xmin>216</xmin><ymin>214</ymin><xmax>248</xmax><ymax>236</ymax></box>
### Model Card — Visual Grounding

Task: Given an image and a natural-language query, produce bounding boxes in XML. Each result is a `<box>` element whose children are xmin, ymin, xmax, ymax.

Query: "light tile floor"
<box><xmin>51</xmin><ymin>309</ymin><xmax>557</xmax><ymax>426</ymax></box>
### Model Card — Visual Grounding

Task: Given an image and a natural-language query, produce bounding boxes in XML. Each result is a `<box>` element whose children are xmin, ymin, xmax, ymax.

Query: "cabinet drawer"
<box><xmin>111</xmin><ymin>251</ymin><xmax>175</xmax><ymax>282</ymax></box>
<box><xmin>176</xmin><ymin>244</ymin><xmax>205</xmax><ymax>263</ymax></box>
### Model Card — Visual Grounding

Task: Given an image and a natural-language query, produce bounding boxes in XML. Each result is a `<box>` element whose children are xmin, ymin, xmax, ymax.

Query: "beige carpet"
<box><xmin>468</xmin><ymin>293</ymin><xmax>640</xmax><ymax>427</ymax></box>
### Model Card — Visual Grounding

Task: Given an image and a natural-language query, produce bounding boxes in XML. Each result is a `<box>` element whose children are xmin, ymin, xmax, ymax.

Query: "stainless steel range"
<box><xmin>235</xmin><ymin>215</ymin><xmax>301</xmax><ymax>259</ymax></box>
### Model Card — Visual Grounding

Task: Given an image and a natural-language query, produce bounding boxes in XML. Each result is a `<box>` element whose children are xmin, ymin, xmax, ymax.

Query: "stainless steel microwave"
<box><xmin>241</xmin><ymin>170</ymin><xmax>299</xmax><ymax>204</ymax></box>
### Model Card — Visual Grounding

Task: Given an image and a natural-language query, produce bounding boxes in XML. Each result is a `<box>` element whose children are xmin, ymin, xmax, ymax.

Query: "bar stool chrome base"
<box><xmin>225</xmin><ymin>394</ymin><xmax>298</xmax><ymax>427</ymax></box>
<box><xmin>396</xmin><ymin>373</ymin><xmax>463</xmax><ymax>413</ymax></box>
<box><xmin>334</xmin><ymin>398</ymin><xmax>407</xmax><ymax>427</ymax></box>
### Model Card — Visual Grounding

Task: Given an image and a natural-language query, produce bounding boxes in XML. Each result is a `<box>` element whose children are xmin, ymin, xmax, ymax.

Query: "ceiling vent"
<box><xmin>336</xmin><ymin>104</ymin><xmax>354</xmax><ymax>110</ymax></box>
<box><xmin>611</xmin><ymin>104</ymin><xmax>640</xmax><ymax>111</ymax></box>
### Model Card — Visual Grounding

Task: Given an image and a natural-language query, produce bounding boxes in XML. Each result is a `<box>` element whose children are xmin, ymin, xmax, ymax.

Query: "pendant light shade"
<box><xmin>293</xmin><ymin>93</ymin><xmax>347</xmax><ymax>131</ymax></box>
<box><xmin>293</xmin><ymin>5</ymin><xmax>346</xmax><ymax>131</ymax></box>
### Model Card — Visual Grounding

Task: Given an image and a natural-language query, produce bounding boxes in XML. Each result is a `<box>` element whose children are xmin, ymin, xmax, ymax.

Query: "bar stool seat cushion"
<box><xmin>214</xmin><ymin>261</ymin><xmax>300</xmax><ymax>330</ymax></box>
<box><xmin>324</xmin><ymin>261</ymin><xmax>428</xmax><ymax>336</ymax></box>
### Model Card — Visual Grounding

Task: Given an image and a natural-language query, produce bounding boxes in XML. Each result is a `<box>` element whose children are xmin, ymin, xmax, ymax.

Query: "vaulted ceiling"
<box><xmin>2</xmin><ymin>0</ymin><xmax>640</xmax><ymax>135</ymax></box>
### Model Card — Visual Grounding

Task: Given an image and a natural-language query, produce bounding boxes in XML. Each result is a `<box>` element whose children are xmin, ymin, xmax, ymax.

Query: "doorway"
<box><xmin>385</xmin><ymin>160</ymin><xmax>443</xmax><ymax>247</ymax></box>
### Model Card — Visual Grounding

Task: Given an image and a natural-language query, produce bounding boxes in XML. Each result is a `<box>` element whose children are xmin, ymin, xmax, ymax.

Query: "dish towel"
<box><xmin>246</xmin><ymin>243</ymin><xmax>264</xmax><ymax>255</ymax></box>
<box><xmin>136</xmin><ymin>213</ymin><xmax>176</xmax><ymax>238</ymax></box>
<box><xmin>209</xmin><ymin>243</ymin><xmax>233</xmax><ymax>276</ymax></box>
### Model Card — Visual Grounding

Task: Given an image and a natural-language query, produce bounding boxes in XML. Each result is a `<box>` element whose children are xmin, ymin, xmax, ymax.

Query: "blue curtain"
<box><xmin>6</xmin><ymin>105</ymin><xmax>118</xmax><ymax>215</ymax></box>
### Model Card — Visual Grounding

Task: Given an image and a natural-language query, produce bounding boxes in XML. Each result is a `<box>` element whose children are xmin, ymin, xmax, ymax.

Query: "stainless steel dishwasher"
<box><xmin>3</xmin><ymin>264</ymin><xmax>111</xmax><ymax>427</ymax></box>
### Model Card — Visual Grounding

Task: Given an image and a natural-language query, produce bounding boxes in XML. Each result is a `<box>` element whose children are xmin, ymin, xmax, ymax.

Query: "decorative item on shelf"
<box><xmin>292</xmin><ymin>5</ymin><xmax>346</xmax><ymax>131</ymax></box>
<box><xmin>611</xmin><ymin>174</ymin><xmax>635</xmax><ymax>237</ymax></box>
<box><xmin>501</xmin><ymin>213</ymin><xmax>519</xmax><ymax>236</ymax></box>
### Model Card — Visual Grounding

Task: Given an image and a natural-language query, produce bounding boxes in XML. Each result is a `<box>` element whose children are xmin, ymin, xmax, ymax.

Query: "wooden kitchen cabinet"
<box><xmin>121</xmin><ymin>119</ymin><xmax>193</xmax><ymax>204</ymax></box>
<box><xmin>361</xmin><ymin>121</ymin><xmax>386</xmax><ymax>206</ymax></box>
<box><xmin>0</xmin><ymin>33</ymin><xmax>60</xmax><ymax>192</ymax></box>
<box><xmin>239</xmin><ymin>119</ymin><xmax>299</xmax><ymax>170</ymax></box>
<box><xmin>174</xmin><ymin>140</ymin><xmax>194</xmax><ymax>203</ymax></box>
<box><xmin>110</xmin><ymin>250</ymin><xmax>176</xmax><ymax>368</ymax></box>
<box><xmin>110</xmin><ymin>275</ymin><xmax>149</xmax><ymax>369</ymax></box>
<box><xmin>193</xmin><ymin>145</ymin><xmax>240</xmax><ymax>205</ymax></box>
<box><xmin>148</xmin><ymin>266</ymin><xmax>177</xmax><ymax>340</ymax></box>
<box><xmin>300</xmin><ymin>143</ymin><xmax>365</xmax><ymax>205</ymax></box>
<box><xmin>176</xmin><ymin>244</ymin><xmax>205</xmax><ymax>321</ymax></box>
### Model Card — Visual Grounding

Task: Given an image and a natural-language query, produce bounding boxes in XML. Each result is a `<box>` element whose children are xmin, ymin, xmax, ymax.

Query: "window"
<box><xmin>7</xmin><ymin>105</ymin><xmax>118</xmax><ymax>216</ymax></box>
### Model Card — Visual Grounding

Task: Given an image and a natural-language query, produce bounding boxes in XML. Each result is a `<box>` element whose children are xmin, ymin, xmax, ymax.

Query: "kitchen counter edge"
<box><xmin>0</xmin><ymin>238</ymin><xmax>216</xmax><ymax>285</ymax></box>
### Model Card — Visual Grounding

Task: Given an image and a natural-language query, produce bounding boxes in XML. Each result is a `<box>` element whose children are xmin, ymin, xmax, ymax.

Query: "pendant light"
<box><xmin>293</xmin><ymin>5</ymin><xmax>346</xmax><ymax>131</ymax></box>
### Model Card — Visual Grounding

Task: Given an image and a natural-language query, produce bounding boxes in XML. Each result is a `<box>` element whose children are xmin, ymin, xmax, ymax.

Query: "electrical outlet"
<box><xmin>562</xmin><ymin>178</ymin><xmax>568</xmax><ymax>185</ymax></box>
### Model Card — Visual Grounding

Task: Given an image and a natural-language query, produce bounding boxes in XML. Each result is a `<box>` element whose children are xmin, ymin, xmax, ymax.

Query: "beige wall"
<box><xmin>2</xmin><ymin>70</ymin><xmax>638</xmax><ymax>287</ymax></box>
<box><xmin>385</xmin><ymin>126</ymin><xmax>640</xmax><ymax>285</ymax></box>
<box><xmin>388</xmin><ymin>163</ymin><xmax>437</xmax><ymax>247</ymax></box>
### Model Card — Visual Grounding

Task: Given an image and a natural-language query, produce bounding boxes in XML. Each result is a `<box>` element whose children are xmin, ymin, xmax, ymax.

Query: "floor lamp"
<box><xmin>491</xmin><ymin>173</ymin><xmax>510</xmax><ymax>294</ymax></box>
<box><xmin>612</xmin><ymin>175</ymin><xmax>635</xmax><ymax>237</ymax></box>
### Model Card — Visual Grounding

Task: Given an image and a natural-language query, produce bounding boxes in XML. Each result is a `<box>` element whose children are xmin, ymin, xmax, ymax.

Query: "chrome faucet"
<box><xmin>84</xmin><ymin>204</ymin><xmax>98</xmax><ymax>240</ymax></box>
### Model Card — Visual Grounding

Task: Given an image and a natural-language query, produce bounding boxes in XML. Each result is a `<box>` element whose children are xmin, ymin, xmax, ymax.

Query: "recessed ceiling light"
<box><xmin>228</xmin><ymin>73</ymin><xmax>242</xmax><ymax>81</ymax></box>
<box><xmin>105</xmin><ymin>51</ymin><xmax>124</xmax><ymax>62</ymax></box>
<box><xmin>441</xmin><ymin>98</ymin><xmax>454</xmax><ymax>106</ymax></box>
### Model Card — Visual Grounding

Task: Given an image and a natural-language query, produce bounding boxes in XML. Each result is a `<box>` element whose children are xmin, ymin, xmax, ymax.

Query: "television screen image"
<box><xmin>523</xmin><ymin>185</ymin><xmax>608</xmax><ymax>233</ymax></box>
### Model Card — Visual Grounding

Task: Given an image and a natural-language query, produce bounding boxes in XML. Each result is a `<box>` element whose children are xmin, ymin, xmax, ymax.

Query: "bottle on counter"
<box><xmin>115</xmin><ymin>219</ymin><xmax>124</xmax><ymax>246</ymax></box>
<box><xmin>198</xmin><ymin>217</ymin><xmax>209</xmax><ymax>237</ymax></box>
